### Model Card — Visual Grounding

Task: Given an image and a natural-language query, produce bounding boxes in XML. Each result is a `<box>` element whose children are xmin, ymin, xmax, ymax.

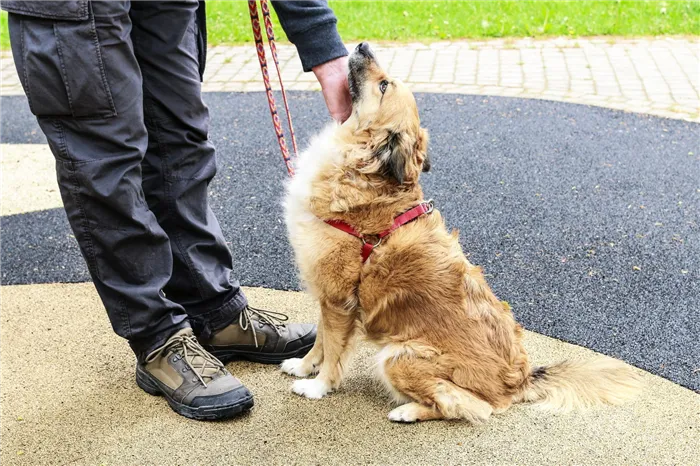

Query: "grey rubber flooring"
<box><xmin>1</xmin><ymin>92</ymin><xmax>698</xmax><ymax>391</ymax></box>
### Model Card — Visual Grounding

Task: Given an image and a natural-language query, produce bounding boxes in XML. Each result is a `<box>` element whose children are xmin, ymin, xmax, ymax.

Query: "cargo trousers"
<box><xmin>5</xmin><ymin>1</ymin><xmax>247</xmax><ymax>361</ymax></box>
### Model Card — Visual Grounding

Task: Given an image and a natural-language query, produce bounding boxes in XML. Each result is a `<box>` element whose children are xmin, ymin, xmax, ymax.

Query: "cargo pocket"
<box><xmin>1</xmin><ymin>1</ymin><xmax>89</xmax><ymax>20</ymax></box>
<box><xmin>6</xmin><ymin>1</ymin><xmax>116</xmax><ymax>118</ymax></box>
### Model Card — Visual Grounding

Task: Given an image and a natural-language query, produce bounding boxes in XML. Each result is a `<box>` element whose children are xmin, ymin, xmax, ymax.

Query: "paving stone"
<box><xmin>1</xmin><ymin>37</ymin><xmax>697</xmax><ymax>122</ymax></box>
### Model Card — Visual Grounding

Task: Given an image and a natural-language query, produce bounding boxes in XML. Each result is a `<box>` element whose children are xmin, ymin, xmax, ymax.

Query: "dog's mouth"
<box><xmin>348</xmin><ymin>42</ymin><xmax>376</xmax><ymax>102</ymax></box>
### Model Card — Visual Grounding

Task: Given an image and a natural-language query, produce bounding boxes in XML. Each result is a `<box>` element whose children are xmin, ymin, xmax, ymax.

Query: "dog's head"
<box><xmin>347</xmin><ymin>42</ymin><xmax>430</xmax><ymax>185</ymax></box>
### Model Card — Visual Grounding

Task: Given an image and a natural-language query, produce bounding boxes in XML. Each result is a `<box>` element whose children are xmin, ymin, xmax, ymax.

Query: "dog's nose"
<box><xmin>356</xmin><ymin>42</ymin><xmax>371</xmax><ymax>55</ymax></box>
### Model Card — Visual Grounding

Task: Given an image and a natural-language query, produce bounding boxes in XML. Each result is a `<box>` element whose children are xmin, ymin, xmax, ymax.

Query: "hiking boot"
<box><xmin>200</xmin><ymin>306</ymin><xmax>316</xmax><ymax>365</ymax></box>
<box><xmin>136</xmin><ymin>328</ymin><xmax>254</xmax><ymax>421</ymax></box>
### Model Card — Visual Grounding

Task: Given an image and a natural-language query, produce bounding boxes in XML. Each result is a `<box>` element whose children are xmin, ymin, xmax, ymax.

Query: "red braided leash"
<box><xmin>248</xmin><ymin>0</ymin><xmax>298</xmax><ymax>177</ymax></box>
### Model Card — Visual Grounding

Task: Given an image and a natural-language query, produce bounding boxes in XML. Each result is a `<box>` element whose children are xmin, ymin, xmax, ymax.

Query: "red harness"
<box><xmin>324</xmin><ymin>200</ymin><xmax>434</xmax><ymax>263</ymax></box>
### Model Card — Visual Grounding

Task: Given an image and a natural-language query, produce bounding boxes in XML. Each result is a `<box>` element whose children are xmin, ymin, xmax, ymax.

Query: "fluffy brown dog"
<box><xmin>281</xmin><ymin>42</ymin><xmax>642</xmax><ymax>422</ymax></box>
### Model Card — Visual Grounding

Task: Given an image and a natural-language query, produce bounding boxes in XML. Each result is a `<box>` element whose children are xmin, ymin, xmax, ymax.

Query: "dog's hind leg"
<box><xmin>382</xmin><ymin>347</ymin><xmax>493</xmax><ymax>423</ymax></box>
<box><xmin>291</xmin><ymin>300</ymin><xmax>360</xmax><ymax>399</ymax></box>
<box><xmin>281</xmin><ymin>315</ymin><xmax>324</xmax><ymax>377</ymax></box>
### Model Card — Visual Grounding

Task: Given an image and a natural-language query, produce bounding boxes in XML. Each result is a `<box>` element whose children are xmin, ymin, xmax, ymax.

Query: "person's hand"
<box><xmin>312</xmin><ymin>56</ymin><xmax>352</xmax><ymax>123</ymax></box>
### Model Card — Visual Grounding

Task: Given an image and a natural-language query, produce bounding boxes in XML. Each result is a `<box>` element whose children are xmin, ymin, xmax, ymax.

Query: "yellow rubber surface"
<box><xmin>1</xmin><ymin>283</ymin><xmax>698</xmax><ymax>465</ymax></box>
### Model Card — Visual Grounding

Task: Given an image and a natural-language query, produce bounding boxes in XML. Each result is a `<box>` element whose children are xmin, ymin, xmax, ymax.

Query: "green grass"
<box><xmin>207</xmin><ymin>0</ymin><xmax>700</xmax><ymax>45</ymax></box>
<box><xmin>1</xmin><ymin>1</ymin><xmax>698</xmax><ymax>50</ymax></box>
<box><xmin>1</xmin><ymin>13</ymin><xmax>7</xmax><ymax>50</ymax></box>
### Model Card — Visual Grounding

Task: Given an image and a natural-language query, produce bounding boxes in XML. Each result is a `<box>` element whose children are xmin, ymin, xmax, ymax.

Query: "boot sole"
<box><xmin>136</xmin><ymin>367</ymin><xmax>254</xmax><ymax>421</ymax></box>
<box><xmin>207</xmin><ymin>342</ymin><xmax>314</xmax><ymax>365</ymax></box>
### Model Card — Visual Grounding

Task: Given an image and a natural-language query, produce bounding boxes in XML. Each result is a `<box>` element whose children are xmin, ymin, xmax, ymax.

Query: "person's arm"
<box><xmin>271</xmin><ymin>0</ymin><xmax>351</xmax><ymax>122</ymax></box>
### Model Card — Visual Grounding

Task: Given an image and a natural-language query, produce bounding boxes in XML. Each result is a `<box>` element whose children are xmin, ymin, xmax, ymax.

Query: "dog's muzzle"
<box><xmin>348</xmin><ymin>42</ymin><xmax>377</xmax><ymax>102</ymax></box>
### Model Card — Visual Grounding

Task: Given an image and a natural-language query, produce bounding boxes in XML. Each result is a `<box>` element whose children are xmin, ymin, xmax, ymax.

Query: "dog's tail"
<box><xmin>514</xmin><ymin>357</ymin><xmax>644</xmax><ymax>412</ymax></box>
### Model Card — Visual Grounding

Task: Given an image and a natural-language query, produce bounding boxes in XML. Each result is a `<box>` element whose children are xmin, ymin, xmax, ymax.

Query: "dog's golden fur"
<box><xmin>281</xmin><ymin>44</ymin><xmax>642</xmax><ymax>422</ymax></box>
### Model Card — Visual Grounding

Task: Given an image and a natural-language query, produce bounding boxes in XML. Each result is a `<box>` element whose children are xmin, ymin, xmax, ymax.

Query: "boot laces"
<box><xmin>146</xmin><ymin>332</ymin><xmax>224</xmax><ymax>388</ymax></box>
<box><xmin>239</xmin><ymin>306</ymin><xmax>289</xmax><ymax>348</ymax></box>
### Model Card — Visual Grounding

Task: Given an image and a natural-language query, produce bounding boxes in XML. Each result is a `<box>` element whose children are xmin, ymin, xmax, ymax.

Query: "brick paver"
<box><xmin>1</xmin><ymin>37</ymin><xmax>698</xmax><ymax>121</ymax></box>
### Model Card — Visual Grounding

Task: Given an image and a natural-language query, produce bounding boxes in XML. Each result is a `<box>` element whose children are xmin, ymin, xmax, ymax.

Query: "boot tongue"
<box><xmin>171</xmin><ymin>327</ymin><xmax>195</xmax><ymax>339</ymax></box>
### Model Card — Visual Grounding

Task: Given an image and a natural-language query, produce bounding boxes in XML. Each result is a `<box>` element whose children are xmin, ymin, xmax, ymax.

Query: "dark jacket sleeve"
<box><xmin>271</xmin><ymin>0</ymin><xmax>347</xmax><ymax>72</ymax></box>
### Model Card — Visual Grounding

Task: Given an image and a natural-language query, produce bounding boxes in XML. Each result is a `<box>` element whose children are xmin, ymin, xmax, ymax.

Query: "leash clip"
<box><xmin>425</xmin><ymin>199</ymin><xmax>434</xmax><ymax>214</ymax></box>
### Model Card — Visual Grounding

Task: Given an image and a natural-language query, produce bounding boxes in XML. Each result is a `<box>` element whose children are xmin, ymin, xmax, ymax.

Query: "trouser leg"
<box><xmin>129</xmin><ymin>1</ymin><xmax>247</xmax><ymax>339</ymax></box>
<box><xmin>7</xmin><ymin>1</ymin><xmax>189</xmax><ymax>361</ymax></box>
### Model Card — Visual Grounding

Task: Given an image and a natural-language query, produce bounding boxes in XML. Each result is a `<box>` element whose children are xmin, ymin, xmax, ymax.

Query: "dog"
<box><xmin>280</xmin><ymin>42</ymin><xmax>642</xmax><ymax>422</ymax></box>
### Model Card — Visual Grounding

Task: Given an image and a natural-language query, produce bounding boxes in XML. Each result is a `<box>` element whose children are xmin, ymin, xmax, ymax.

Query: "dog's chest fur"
<box><xmin>283</xmin><ymin>124</ymin><xmax>354</xmax><ymax>294</ymax></box>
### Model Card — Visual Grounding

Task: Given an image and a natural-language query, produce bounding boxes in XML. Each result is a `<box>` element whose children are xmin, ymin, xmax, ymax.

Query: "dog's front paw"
<box><xmin>292</xmin><ymin>378</ymin><xmax>330</xmax><ymax>399</ymax></box>
<box><xmin>280</xmin><ymin>358</ymin><xmax>318</xmax><ymax>378</ymax></box>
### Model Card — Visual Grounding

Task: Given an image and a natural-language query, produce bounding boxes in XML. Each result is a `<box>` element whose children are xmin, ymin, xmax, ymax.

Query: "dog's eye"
<box><xmin>379</xmin><ymin>80</ymin><xmax>389</xmax><ymax>94</ymax></box>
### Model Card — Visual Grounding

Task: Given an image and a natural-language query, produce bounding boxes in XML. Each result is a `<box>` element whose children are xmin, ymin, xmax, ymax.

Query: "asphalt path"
<box><xmin>1</xmin><ymin>92</ymin><xmax>698</xmax><ymax>391</ymax></box>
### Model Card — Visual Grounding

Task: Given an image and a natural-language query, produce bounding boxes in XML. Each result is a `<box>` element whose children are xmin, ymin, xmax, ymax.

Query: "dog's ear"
<box><xmin>372</xmin><ymin>130</ymin><xmax>411</xmax><ymax>184</ymax></box>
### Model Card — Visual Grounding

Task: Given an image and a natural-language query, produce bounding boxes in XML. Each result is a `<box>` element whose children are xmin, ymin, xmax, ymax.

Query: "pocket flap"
<box><xmin>1</xmin><ymin>1</ymin><xmax>88</xmax><ymax>21</ymax></box>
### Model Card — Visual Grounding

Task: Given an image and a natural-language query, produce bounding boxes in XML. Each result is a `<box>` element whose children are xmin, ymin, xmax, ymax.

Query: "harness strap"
<box><xmin>325</xmin><ymin>200</ymin><xmax>434</xmax><ymax>263</ymax></box>
<box><xmin>378</xmin><ymin>200</ymin><xmax>434</xmax><ymax>239</ymax></box>
<box><xmin>324</xmin><ymin>219</ymin><xmax>362</xmax><ymax>238</ymax></box>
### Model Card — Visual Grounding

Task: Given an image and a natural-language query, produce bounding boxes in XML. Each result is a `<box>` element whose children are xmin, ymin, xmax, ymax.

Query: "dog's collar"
<box><xmin>324</xmin><ymin>200</ymin><xmax>434</xmax><ymax>263</ymax></box>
